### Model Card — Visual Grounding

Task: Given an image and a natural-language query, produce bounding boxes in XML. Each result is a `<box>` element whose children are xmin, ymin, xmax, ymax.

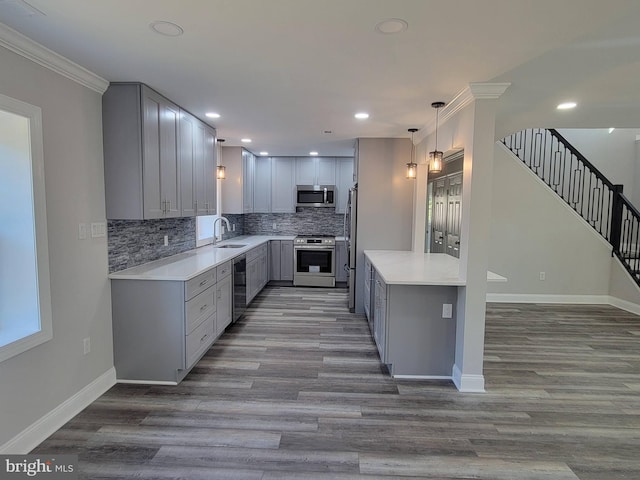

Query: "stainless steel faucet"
<box><xmin>212</xmin><ymin>216</ymin><xmax>231</xmax><ymax>245</ymax></box>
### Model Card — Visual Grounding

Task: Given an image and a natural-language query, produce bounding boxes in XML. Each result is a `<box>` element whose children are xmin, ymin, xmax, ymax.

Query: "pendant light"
<box><xmin>406</xmin><ymin>128</ymin><xmax>418</xmax><ymax>179</ymax></box>
<box><xmin>428</xmin><ymin>101</ymin><xmax>445</xmax><ymax>174</ymax></box>
<box><xmin>216</xmin><ymin>138</ymin><xmax>226</xmax><ymax>179</ymax></box>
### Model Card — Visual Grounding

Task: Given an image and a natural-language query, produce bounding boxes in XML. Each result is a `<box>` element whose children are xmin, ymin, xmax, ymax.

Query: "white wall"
<box><xmin>355</xmin><ymin>138</ymin><xmax>414</xmax><ymax>313</ymax></box>
<box><xmin>0</xmin><ymin>45</ymin><xmax>113</xmax><ymax>449</ymax></box>
<box><xmin>488</xmin><ymin>144</ymin><xmax>612</xmax><ymax>296</ymax></box>
<box><xmin>558</xmin><ymin>128</ymin><xmax>640</xmax><ymax>206</ymax></box>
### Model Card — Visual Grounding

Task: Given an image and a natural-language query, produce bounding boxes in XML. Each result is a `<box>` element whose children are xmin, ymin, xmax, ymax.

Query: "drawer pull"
<box><xmin>199</xmin><ymin>279</ymin><xmax>208</xmax><ymax>286</ymax></box>
<box><xmin>200</xmin><ymin>333</ymin><xmax>208</xmax><ymax>342</ymax></box>
<box><xmin>200</xmin><ymin>304</ymin><xmax>208</xmax><ymax>311</ymax></box>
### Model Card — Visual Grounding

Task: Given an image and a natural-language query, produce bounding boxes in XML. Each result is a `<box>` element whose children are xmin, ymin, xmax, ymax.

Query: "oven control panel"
<box><xmin>294</xmin><ymin>236</ymin><xmax>335</xmax><ymax>246</ymax></box>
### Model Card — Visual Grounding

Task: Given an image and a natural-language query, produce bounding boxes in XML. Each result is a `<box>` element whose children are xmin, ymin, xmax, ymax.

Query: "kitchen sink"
<box><xmin>215</xmin><ymin>244</ymin><xmax>246</xmax><ymax>249</ymax></box>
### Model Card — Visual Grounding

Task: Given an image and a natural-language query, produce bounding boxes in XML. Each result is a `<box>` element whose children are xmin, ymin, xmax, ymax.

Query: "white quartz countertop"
<box><xmin>364</xmin><ymin>250</ymin><xmax>507</xmax><ymax>286</ymax></box>
<box><xmin>109</xmin><ymin>235</ymin><xmax>295</xmax><ymax>281</ymax></box>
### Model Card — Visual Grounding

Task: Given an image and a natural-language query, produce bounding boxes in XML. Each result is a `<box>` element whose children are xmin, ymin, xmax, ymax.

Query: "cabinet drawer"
<box><xmin>186</xmin><ymin>313</ymin><xmax>215</xmax><ymax>368</ymax></box>
<box><xmin>246</xmin><ymin>246</ymin><xmax>261</xmax><ymax>262</ymax></box>
<box><xmin>185</xmin><ymin>269</ymin><xmax>216</xmax><ymax>300</ymax></box>
<box><xmin>216</xmin><ymin>260</ymin><xmax>232</xmax><ymax>280</ymax></box>
<box><xmin>185</xmin><ymin>285</ymin><xmax>215</xmax><ymax>334</ymax></box>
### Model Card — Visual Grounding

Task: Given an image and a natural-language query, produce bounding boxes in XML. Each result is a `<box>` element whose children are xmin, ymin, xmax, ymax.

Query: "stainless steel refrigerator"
<box><xmin>344</xmin><ymin>184</ymin><xmax>357</xmax><ymax>312</ymax></box>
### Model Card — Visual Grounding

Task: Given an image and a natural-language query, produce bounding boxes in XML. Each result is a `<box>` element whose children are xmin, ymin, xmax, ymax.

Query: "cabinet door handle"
<box><xmin>200</xmin><ymin>333</ymin><xmax>208</xmax><ymax>342</ymax></box>
<box><xmin>200</xmin><ymin>304</ymin><xmax>208</xmax><ymax>311</ymax></box>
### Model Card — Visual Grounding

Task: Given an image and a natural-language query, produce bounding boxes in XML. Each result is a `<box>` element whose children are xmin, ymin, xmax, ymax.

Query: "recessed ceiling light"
<box><xmin>354</xmin><ymin>112</ymin><xmax>369</xmax><ymax>120</ymax></box>
<box><xmin>205</xmin><ymin>112</ymin><xmax>220</xmax><ymax>119</ymax></box>
<box><xmin>149</xmin><ymin>21</ymin><xmax>184</xmax><ymax>37</ymax></box>
<box><xmin>309</xmin><ymin>151</ymin><xmax>319</xmax><ymax>156</ymax></box>
<box><xmin>259</xmin><ymin>151</ymin><xmax>269</xmax><ymax>156</ymax></box>
<box><xmin>557</xmin><ymin>102</ymin><xmax>577</xmax><ymax>110</ymax></box>
<box><xmin>375</xmin><ymin>18</ymin><xmax>408</xmax><ymax>35</ymax></box>
<box><xmin>241</xmin><ymin>138</ymin><xmax>252</xmax><ymax>143</ymax></box>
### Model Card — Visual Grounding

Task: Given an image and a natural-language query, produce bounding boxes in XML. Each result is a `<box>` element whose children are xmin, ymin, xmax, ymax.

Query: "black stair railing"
<box><xmin>501</xmin><ymin>128</ymin><xmax>639</xmax><ymax>284</ymax></box>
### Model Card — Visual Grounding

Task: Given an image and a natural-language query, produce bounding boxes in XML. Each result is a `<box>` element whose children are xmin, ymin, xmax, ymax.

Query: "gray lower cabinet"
<box><xmin>363</xmin><ymin>256</ymin><xmax>373</xmax><ymax>327</ymax></box>
<box><xmin>103</xmin><ymin>83</ymin><xmax>181</xmax><ymax>220</ymax></box>
<box><xmin>335</xmin><ymin>240</ymin><xmax>348</xmax><ymax>283</ymax></box>
<box><xmin>111</xmin><ymin>263</ymin><xmax>232</xmax><ymax>384</ymax></box>
<box><xmin>247</xmin><ymin>243</ymin><xmax>269</xmax><ymax>303</ymax></box>
<box><xmin>367</xmin><ymin>257</ymin><xmax>457</xmax><ymax>377</ymax></box>
<box><xmin>269</xmin><ymin>240</ymin><xmax>294</xmax><ymax>282</ymax></box>
<box><xmin>215</xmin><ymin>262</ymin><xmax>233</xmax><ymax>334</ymax></box>
<box><xmin>280</xmin><ymin>241</ymin><xmax>294</xmax><ymax>281</ymax></box>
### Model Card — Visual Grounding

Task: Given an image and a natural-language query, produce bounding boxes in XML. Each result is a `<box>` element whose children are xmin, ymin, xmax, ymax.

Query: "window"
<box><xmin>0</xmin><ymin>94</ymin><xmax>53</xmax><ymax>362</ymax></box>
<box><xmin>196</xmin><ymin>214</ymin><xmax>217</xmax><ymax>247</ymax></box>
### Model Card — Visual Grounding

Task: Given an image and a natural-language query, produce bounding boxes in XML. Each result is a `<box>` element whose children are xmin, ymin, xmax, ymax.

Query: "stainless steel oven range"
<box><xmin>293</xmin><ymin>235</ymin><xmax>336</xmax><ymax>287</ymax></box>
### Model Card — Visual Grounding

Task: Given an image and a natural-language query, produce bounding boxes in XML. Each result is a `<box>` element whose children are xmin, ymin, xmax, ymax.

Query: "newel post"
<box><xmin>610</xmin><ymin>184</ymin><xmax>624</xmax><ymax>254</ymax></box>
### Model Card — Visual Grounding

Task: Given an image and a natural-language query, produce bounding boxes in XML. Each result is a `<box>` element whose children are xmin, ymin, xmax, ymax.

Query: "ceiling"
<box><xmin>1</xmin><ymin>0</ymin><xmax>640</xmax><ymax>156</ymax></box>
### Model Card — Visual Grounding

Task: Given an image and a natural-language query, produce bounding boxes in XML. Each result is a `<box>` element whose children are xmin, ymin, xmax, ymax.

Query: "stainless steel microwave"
<box><xmin>296</xmin><ymin>185</ymin><xmax>335</xmax><ymax>207</ymax></box>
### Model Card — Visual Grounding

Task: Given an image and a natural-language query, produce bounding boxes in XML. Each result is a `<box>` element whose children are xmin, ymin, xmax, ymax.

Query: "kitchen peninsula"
<box><xmin>363</xmin><ymin>250</ymin><xmax>506</xmax><ymax>378</ymax></box>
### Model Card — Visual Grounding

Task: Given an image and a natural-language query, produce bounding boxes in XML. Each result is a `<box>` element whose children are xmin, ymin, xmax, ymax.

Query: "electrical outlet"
<box><xmin>539</xmin><ymin>271</ymin><xmax>546</xmax><ymax>281</ymax></box>
<box><xmin>272</xmin><ymin>223</ymin><xmax>277</xmax><ymax>230</ymax></box>
<box><xmin>442</xmin><ymin>303</ymin><xmax>453</xmax><ymax>319</ymax></box>
<box><xmin>232</xmin><ymin>224</ymin><xmax>236</xmax><ymax>232</ymax></box>
<box><xmin>78</xmin><ymin>223</ymin><xmax>87</xmax><ymax>240</ymax></box>
<box><xmin>83</xmin><ymin>337</ymin><xmax>90</xmax><ymax>355</ymax></box>
<box><xmin>163</xmin><ymin>235</ymin><xmax>169</xmax><ymax>246</ymax></box>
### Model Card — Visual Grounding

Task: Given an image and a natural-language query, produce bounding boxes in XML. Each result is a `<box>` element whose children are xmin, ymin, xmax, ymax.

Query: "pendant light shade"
<box><xmin>428</xmin><ymin>101</ymin><xmax>445</xmax><ymax>174</ymax></box>
<box><xmin>216</xmin><ymin>138</ymin><xmax>226</xmax><ymax>179</ymax></box>
<box><xmin>406</xmin><ymin>128</ymin><xmax>418</xmax><ymax>179</ymax></box>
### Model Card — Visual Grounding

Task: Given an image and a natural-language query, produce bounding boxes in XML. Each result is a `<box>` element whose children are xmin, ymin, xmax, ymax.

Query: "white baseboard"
<box><xmin>487</xmin><ymin>293</ymin><xmax>640</xmax><ymax>316</ymax></box>
<box><xmin>117</xmin><ymin>379</ymin><xmax>177</xmax><ymax>386</ymax></box>
<box><xmin>606</xmin><ymin>296</ymin><xmax>640</xmax><ymax>316</ymax></box>
<box><xmin>392</xmin><ymin>375</ymin><xmax>452</xmax><ymax>381</ymax></box>
<box><xmin>486</xmin><ymin>293</ymin><xmax>611</xmax><ymax>304</ymax></box>
<box><xmin>0</xmin><ymin>367</ymin><xmax>116</xmax><ymax>454</ymax></box>
<box><xmin>451</xmin><ymin>364</ymin><xmax>485</xmax><ymax>393</ymax></box>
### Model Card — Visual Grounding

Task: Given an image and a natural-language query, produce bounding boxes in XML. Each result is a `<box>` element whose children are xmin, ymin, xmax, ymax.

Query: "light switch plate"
<box><xmin>91</xmin><ymin>222</ymin><xmax>106</xmax><ymax>238</ymax></box>
<box><xmin>442</xmin><ymin>303</ymin><xmax>453</xmax><ymax>319</ymax></box>
<box><xmin>78</xmin><ymin>223</ymin><xmax>87</xmax><ymax>240</ymax></box>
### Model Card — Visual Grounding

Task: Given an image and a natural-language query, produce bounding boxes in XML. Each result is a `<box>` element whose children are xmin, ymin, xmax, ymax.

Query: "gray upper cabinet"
<box><xmin>179</xmin><ymin>110</ymin><xmax>217</xmax><ymax>217</ymax></box>
<box><xmin>243</xmin><ymin>149</ymin><xmax>255</xmax><ymax>213</ymax></box>
<box><xmin>295</xmin><ymin>157</ymin><xmax>336</xmax><ymax>186</ymax></box>
<box><xmin>202</xmin><ymin>126</ymin><xmax>217</xmax><ymax>215</ymax></box>
<box><xmin>253</xmin><ymin>156</ymin><xmax>271</xmax><ymax>213</ymax></box>
<box><xmin>271</xmin><ymin>157</ymin><xmax>296</xmax><ymax>213</ymax></box>
<box><xmin>179</xmin><ymin>110</ymin><xmax>197</xmax><ymax>217</ymax></box>
<box><xmin>103</xmin><ymin>83</ymin><xmax>187</xmax><ymax>219</ymax></box>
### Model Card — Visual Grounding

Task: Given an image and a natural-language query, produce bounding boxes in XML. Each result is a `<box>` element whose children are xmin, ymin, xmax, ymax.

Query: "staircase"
<box><xmin>501</xmin><ymin>128</ymin><xmax>640</xmax><ymax>286</ymax></box>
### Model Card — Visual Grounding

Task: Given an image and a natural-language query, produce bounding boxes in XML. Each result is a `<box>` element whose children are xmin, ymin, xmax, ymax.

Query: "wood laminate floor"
<box><xmin>32</xmin><ymin>287</ymin><xmax>640</xmax><ymax>479</ymax></box>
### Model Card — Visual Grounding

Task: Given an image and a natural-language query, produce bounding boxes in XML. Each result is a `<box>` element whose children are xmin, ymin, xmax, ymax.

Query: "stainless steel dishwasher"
<box><xmin>232</xmin><ymin>255</ymin><xmax>247</xmax><ymax>322</ymax></box>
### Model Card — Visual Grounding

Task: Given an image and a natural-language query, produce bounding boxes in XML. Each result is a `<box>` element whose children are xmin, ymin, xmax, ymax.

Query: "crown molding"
<box><xmin>414</xmin><ymin>82</ymin><xmax>511</xmax><ymax>145</ymax></box>
<box><xmin>0</xmin><ymin>22</ymin><xmax>108</xmax><ymax>94</ymax></box>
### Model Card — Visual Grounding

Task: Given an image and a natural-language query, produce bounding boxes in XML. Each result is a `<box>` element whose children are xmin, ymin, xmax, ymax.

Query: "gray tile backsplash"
<box><xmin>107</xmin><ymin>209</ymin><xmax>344</xmax><ymax>272</ymax></box>
<box><xmin>108</xmin><ymin>218</ymin><xmax>196</xmax><ymax>272</ymax></box>
<box><xmin>219</xmin><ymin>213</ymin><xmax>245</xmax><ymax>241</ymax></box>
<box><xmin>244</xmin><ymin>208</ymin><xmax>345</xmax><ymax>236</ymax></box>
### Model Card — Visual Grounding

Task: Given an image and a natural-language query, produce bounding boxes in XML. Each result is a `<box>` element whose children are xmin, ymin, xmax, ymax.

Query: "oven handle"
<box><xmin>294</xmin><ymin>245</ymin><xmax>336</xmax><ymax>250</ymax></box>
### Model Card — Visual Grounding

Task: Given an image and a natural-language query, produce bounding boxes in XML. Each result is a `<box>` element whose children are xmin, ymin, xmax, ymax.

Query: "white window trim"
<box><xmin>0</xmin><ymin>94</ymin><xmax>53</xmax><ymax>362</ymax></box>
